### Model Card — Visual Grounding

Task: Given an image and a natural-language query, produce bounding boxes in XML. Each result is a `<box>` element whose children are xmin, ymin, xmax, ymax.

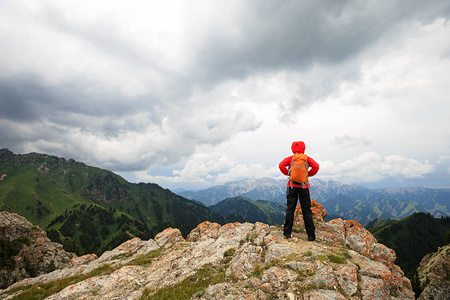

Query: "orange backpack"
<box><xmin>289</xmin><ymin>153</ymin><xmax>309</xmax><ymax>187</ymax></box>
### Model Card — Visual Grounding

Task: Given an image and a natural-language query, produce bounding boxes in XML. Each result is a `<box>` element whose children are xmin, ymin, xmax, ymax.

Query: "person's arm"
<box><xmin>279</xmin><ymin>156</ymin><xmax>292</xmax><ymax>176</ymax></box>
<box><xmin>307</xmin><ymin>157</ymin><xmax>319</xmax><ymax>177</ymax></box>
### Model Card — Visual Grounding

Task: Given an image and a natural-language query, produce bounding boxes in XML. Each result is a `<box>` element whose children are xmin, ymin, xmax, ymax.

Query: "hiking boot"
<box><xmin>308</xmin><ymin>235</ymin><xmax>315</xmax><ymax>242</ymax></box>
<box><xmin>284</xmin><ymin>234</ymin><xmax>291</xmax><ymax>239</ymax></box>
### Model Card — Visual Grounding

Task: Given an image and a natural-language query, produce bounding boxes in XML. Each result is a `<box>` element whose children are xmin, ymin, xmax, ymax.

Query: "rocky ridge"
<box><xmin>0</xmin><ymin>211</ymin><xmax>75</xmax><ymax>289</ymax></box>
<box><xmin>1</xmin><ymin>211</ymin><xmax>414</xmax><ymax>299</ymax></box>
<box><xmin>417</xmin><ymin>244</ymin><xmax>450</xmax><ymax>300</ymax></box>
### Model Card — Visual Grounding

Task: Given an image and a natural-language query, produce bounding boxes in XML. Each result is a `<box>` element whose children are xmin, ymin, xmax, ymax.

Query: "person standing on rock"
<box><xmin>279</xmin><ymin>141</ymin><xmax>319</xmax><ymax>241</ymax></box>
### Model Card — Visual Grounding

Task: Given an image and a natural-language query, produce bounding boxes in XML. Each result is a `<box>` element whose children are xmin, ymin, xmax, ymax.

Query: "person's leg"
<box><xmin>284</xmin><ymin>187</ymin><xmax>299</xmax><ymax>238</ymax></box>
<box><xmin>299</xmin><ymin>188</ymin><xmax>315</xmax><ymax>240</ymax></box>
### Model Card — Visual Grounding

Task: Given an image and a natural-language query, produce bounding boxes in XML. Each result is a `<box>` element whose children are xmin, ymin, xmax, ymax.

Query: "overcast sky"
<box><xmin>1</xmin><ymin>0</ymin><xmax>449</xmax><ymax>190</ymax></box>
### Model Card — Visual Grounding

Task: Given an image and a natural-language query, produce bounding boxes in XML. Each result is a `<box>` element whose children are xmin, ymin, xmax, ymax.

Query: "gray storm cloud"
<box><xmin>0</xmin><ymin>0</ymin><xmax>449</xmax><ymax>188</ymax></box>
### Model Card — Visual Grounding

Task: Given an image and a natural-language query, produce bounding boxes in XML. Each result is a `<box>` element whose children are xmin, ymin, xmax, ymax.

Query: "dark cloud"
<box><xmin>0</xmin><ymin>74</ymin><xmax>169</xmax><ymax>168</ymax></box>
<box><xmin>39</xmin><ymin>4</ymin><xmax>168</xmax><ymax>74</ymax></box>
<box><xmin>193</xmin><ymin>0</ymin><xmax>450</xmax><ymax>86</ymax></box>
<box><xmin>0</xmin><ymin>74</ymin><xmax>165</xmax><ymax>122</ymax></box>
<box><xmin>0</xmin><ymin>73</ymin><xmax>262</xmax><ymax>172</ymax></box>
<box><xmin>1</xmin><ymin>0</ymin><xmax>449</xmax><ymax>186</ymax></box>
<box><xmin>0</xmin><ymin>76</ymin><xmax>55</xmax><ymax>122</ymax></box>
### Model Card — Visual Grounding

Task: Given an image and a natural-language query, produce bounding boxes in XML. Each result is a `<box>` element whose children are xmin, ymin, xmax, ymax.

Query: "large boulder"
<box><xmin>316</xmin><ymin>218</ymin><xmax>397</xmax><ymax>268</ymax></box>
<box><xmin>294</xmin><ymin>199</ymin><xmax>327</xmax><ymax>226</ymax></box>
<box><xmin>0</xmin><ymin>211</ymin><xmax>75</xmax><ymax>289</ymax></box>
<box><xmin>417</xmin><ymin>244</ymin><xmax>450</xmax><ymax>300</ymax></box>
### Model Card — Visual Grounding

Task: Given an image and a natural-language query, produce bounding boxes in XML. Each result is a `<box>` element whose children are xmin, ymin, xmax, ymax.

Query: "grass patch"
<box><xmin>246</xmin><ymin>233</ymin><xmax>259</xmax><ymax>244</ymax></box>
<box><xmin>222</xmin><ymin>248</ymin><xmax>237</xmax><ymax>264</ymax></box>
<box><xmin>250</xmin><ymin>257</ymin><xmax>283</xmax><ymax>279</ymax></box>
<box><xmin>223</xmin><ymin>248</ymin><xmax>236</xmax><ymax>257</ymax></box>
<box><xmin>298</xmin><ymin>269</ymin><xmax>315</xmax><ymax>280</ymax></box>
<box><xmin>341</xmin><ymin>250</ymin><xmax>352</xmax><ymax>259</ymax></box>
<box><xmin>284</xmin><ymin>253</ymin><xmax>301</xmax><ymax>262</ymax></box>
<box><xmin>296</xmin><ymin>283</ymin><xmax>331</xmax><ymax>295</ymax></box>
<box><xmin>140</xmin><ymin>263</ymin><xmax>226</xmax><ymax>300</ymax></box>
<box><xmin>327</xmin><ymin>254</ymin><xmax>346</xmax><ymax>264</ymax></box>
<box><xmin>292</xmin><ymin>225</ymin><xmax>304</xmax><ymax>233</ymax></box>
<box><xmin>317</xmin><ymin>255</ymin><xmax>327</xmax><ymax>262</ymax></box>
<box><xmin>336</xmin><ymin>285</ymin><xmax>348</xmax><ymax>297</ymax></box>
<box><xmin>251</xmin><ymin>263</ymin><xmax>266</xmax><ymax>278</ymax></box>
<box><xmin>128</xmin><ymin>247</ymin><xmax>165</xmax><ymax>267</ymax></box>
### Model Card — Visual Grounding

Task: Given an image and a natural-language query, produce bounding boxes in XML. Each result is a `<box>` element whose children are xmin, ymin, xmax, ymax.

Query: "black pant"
<box><xmin>284</xmin><ymin>187</ymin><xmax>315</xmax><ymax>237</ymax></box>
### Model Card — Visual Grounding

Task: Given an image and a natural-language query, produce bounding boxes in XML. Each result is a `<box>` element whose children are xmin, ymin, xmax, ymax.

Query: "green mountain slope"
<box><xmin>369</xmin><ymin>212</ymin><xmax>450</xmax><ymax>274</ymax></box>
<box><xmin>323</xmin><ymin>194</ymin><xmax>394</xmax><ymax>225</ymax></box>
<box><xmin>364</xmin><ymin>218</ymin><xmax>393</xmax><ymax>229</ymax></box>
<box><xmin>209</xmin><ymin>196</ymin><xmax>285</xmax><ymax>225</ymax></box>
<box><xmin>0</xmin><ymin>149</ymin><xmax>225</xmax><ymax>255</ymax></box>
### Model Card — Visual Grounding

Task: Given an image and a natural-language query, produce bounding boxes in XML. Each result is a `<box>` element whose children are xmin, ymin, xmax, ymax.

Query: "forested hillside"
<box><xmin>369</xmin><ymin>213</ymin><xmax>450</xmax><ymax>274</ymax></box>
<box><xmin>0</xmin><ymin>149</ymin><xmax>225</xmax><ymax>255</ymax></box>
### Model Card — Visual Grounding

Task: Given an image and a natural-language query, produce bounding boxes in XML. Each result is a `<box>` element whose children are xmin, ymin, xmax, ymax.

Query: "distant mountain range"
<box><xmin>179</xmin><ymin>177</ymin><xmax>286</xmax><ymax>205</ymax></box>
<box><xmin>0</xmin><ymin>149</ymin><xmax>224</xmax><ymax>256</ymax></box>
<box><xmin>209</xmin><ymin>196</ymin><xmax>286</xmax><ymax>225</ymax></box>
<box><xmin>177</xmin><ymin>177</ymin><xmax>450</xmax><ymax>225</ymax></box>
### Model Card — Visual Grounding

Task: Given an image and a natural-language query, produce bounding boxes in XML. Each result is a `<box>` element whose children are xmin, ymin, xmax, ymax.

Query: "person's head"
<box><xmin>291</xmin><ymin>141</ymin><xmax>305</xmax><ymax>154</ymax></box>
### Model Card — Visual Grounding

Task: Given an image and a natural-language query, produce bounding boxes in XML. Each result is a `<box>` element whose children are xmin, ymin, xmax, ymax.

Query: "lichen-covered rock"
<box><xmin>263</xmin><ymin>228</ymin><xmax>284</xmax><ymax>245</ymax></box>
<box><xmin>46</xmin><ymin>265</ymin><xmax>147</xmax><ymax>300</ymax></box>
<box><xmin>335</xmin><ymin>262</ymin><xmax>359</xmax><ymax>296</ymax></box>
<box><xmin>265</xmin><ymin>242</ymin><xmax>294</xmax><ymax>264</ymax></box>
<box><xmin>417</xmin><ymin>280</ymin><xmax>450</xmax><ymax>300</ymax></box>
<box><xmin>197</xmin><ymin>282</ymin><xmax>245</xmax><ymax>299</ymax></box>
<box><xmin>261</xmin><ymin>266</ymin><xmax>290</xmax><ymax>291</ymax></box>
<box><xmin>225</xmin><ymin>244</ymin><xmax>262</xmax><ymax>278</ymax></box>
<box><xmin>371</xmin><ymin>241</ymin><xmax>396</xmax><ymax>268</ymax></box>
<box><xmin>360</xmin><ymin>276</ymin><xmax>390</xmax><ymax>299</ymax></box>
<box><xmin>96</xmin><ymin>237</ymin><xmax>159</xmax><ymax>264</ymax></box>
<box><xmin>302</xmin><ymin>289</ymin><xmax>347</xmax><ymax>299</ymax></box>
<box><xmin>418</xmin><ymin>244</ymin><xmax>450</xmax><ymax>300</ymax></box>
<box><xmin>68</xmin><ymin>254</ymin><xmax>98</xmax><ymax>267</ymax></box>
<box><xmin>316</xmin><ymin>218</ymin><xmax>346</xmax><ymax>246</ymax></box>
<box><xmin>0</xmin><ymin>211</ymin><xmax>75</xmax><ymax>289</ymax></box>
<box><xmin>316</xmin><ymin>218</ymin><xmax>397</xmax><ymax>269</ymax></box>
<box><xmin>300</xmin><ymin>265</ymin><xmax>338</xmax><ymax>290</ymax></box>
<box><xmin>155</xmin><ymin>227</ymin><xmax>184</xmax><ymax>248</ymax></box>
<box><xmin>345</xmin><ymin>220</ymin><xmax>377</xmax><ymax>257</ymax></box>
<box><xmin>0</xmin><ymin>215</ymin><xmax>415</xmax><ymax>300</ymax></box>
<box><xmin>186</xmin><ymin>221</ymin><xmax>221</xmax><ymax>242</ymax></box>
<box><xmin>294</xmin><ymin>200</ymin><xmax>327</xmax><ymax>226</ymax></box>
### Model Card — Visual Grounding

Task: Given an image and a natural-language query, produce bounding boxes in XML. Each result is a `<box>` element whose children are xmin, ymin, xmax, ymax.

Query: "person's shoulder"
<box><xmin>280</xmin><ymin>155</ymin><xmax>293</xmax><ymax>162</ymax></box>
<box><xmin>307</xmin><ymin>156</ymin><xmax>319</xmax><ymax>163</ymax></box>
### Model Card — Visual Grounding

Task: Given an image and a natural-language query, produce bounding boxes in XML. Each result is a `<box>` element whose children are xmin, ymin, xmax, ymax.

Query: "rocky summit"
<box><xmin>0</xmin><ymin>211</ymin><xmax>414</xmax><ymax>299</ymax></box>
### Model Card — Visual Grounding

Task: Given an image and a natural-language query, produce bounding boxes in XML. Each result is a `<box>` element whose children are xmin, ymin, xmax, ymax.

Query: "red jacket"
<box><xmin>279</xmin><ymin>141</ymin><xmax>319</xmax><ymax>188</ymax></box>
